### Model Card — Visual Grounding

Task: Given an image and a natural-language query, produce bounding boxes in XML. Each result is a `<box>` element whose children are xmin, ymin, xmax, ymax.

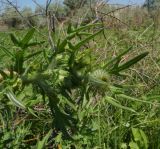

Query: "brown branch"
<box><xmin>46</xmin><ymin>0</ymin><xmax>52</xmax><ymax>15</ymax></box>
<box><xmin>99</xmin><ymin>4</ymin><xmax>131</xmax><ymax>17</ymax></box>
<box><xmin>32</xmin><ymin>0</ymin><xmax>45</xmax><ymax>12</ymax></box>
<box><xmin>106</xmin><ymin>14</ymin><xmax>129</xmax><ymax>27</ymax></box>
<box><xmin>45</xmin><ymin>0</ymin><xmax>56</xmax><ymax>51</ymax></box>
<box><xmin>5</xmin><ymin>0</ymin><xmax>24</xmax><ymax>18</ymax></box>
<box><xmin>96</xmin><ymin>5</ymin><xmax>132</xmax><ymax>28</ymax></box>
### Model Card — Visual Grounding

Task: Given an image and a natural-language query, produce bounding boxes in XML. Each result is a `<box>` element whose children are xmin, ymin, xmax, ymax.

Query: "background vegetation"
<box><xmin>0</xmin><ymin>0</ymin><xmax>160</xmax><ymax>148</ymax></box>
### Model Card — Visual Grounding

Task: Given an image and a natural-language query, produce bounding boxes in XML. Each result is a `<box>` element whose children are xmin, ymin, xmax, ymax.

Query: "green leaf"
<box><xmin>67</xmin><ymin>23</ymin><xmax>72</xmax><ymax>34</ymax></box>
<box><xmin>140</xmin><ymin>129</ymin><xmax>149</xmax><ymax>149</ymax></box>
<box><xmin>58</xmin><ymin>32</ymin><xmax>78</xmax><ymax>52</ymax></box>
<box><xmin>118</xmin><ymin>94</ymin><xmax>155</xmax><ymax>105</ymax></box>
<box><xmin>131</xmin><ymin>128</ymin><xmax>148</xmax><ymax>149</ymax></box>
<box><xmin>36</xmin><ymin>129</ymin><xmax>52</xmax><ymax>149</ymax></box>
<box><xmin>0</xmin><ymin>45</ymin><xmax>14</xmax><ymax>58</ymax></box>
<box><xmin>67</xmin><ymin>41</ymin><xmax>75</xmax><ymax>50</ymax></box>
<box><xmin>20</xmin><ymin>28</ymin><xmax>35</xmax><ymax>48</ymax></box>
<box><xmin>57</xmin><ymin>39</ymin><xmax>68</xmax><ymax>53</ymax></box>
<box><xmin>112</xmin><ymin>52</ymin><xmax>149</xmax><ymax>73</ymax></box>
<box><xmin>24</xmin><ymin>50</ymin><xmax>43</xmax><ymax>61</ymax></box>
<box><xmin>77</xmin><ymin>32</ymin><xmax>93</xmax><ymax>36</ymax></box>
<box><xmin>132</xmin><ymin>128</ymin><xmax>142</xmax><ymax>142</ymax></box>
<box><xmin>103</xmin><ymin>46</ymin><xmax>133</xmax><ymax>68</ymax></box>
<box><xmin>145</xmin><ymin>95</ymin><xmax>160</xmax><ymax>100</ymax></box>
<box><xmin>129</xmin><ymin>141</ymin><xmax>140</xmax><ymax>149</ymax></box>
<box><xmin>6</xmin><ymin>89</ymin><xmax>26</xmax><ymax>109</ymax></box>
<box><xmin>27</xmin><ymin>107</ymin><xmax>40</xmax><ymax>119</ymax></box>
<box><xmin>10</xmin><ymin>33</ymin><xmax>20</xmax><ymax>46</ymax></box>
<box><xmin>71</xmin><ymin>23</ymin><xmax>102</xmax><ymax>33</ymax></box>
<box><xmin>27</xmin><ymin>41</ymin><xmax>45</xmax><ymax>47</ymax></box>
<box><xmin>105</xmin><ymin>96</ymin><xmax>136</xmax><ymax>113</ymax></box>
<box><xmin>75</xmin><ymin>29</ymin><xmax>103</xmax><ymax>50</ymax></box>
<box><xmin>57</xmin><ymin>24</ymin><xmax>101</xmax><ymax>54</ymax></box>
<box><xmin>62</xmin><ymin>96</ymin><xmax>77</xmax><ymax>111</ymax></box>
<box><xmin>14</xmin><ymin>50</ymin><xmax>24</xmax><ymax>74</ymax></box>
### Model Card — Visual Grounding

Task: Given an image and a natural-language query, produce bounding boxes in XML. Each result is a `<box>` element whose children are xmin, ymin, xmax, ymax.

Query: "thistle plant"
<box><xmin>0</xmin><ymin>23</ymin><xmax>152</xmax><ymax>148</ymax></box>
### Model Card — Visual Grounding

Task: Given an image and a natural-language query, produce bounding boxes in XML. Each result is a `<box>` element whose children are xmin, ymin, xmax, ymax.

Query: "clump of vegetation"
<box><xmin>0</xmin><ymin>0</ymin><xmax>160</xmax><ymax>148</ymax></box>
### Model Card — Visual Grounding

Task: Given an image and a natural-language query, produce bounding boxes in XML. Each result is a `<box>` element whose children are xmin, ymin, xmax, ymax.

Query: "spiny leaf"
<box><xmin>104</xmin><ymin>46</ymin><xmax>133</xmax><ymax>68</ymax></box>
<box><xmin>111</xmin><ymin>52</ymin><xmax>149</xmax><ymax>74</ymax></box>
<box><xmin>57</xmin><ymin>25</ymin><xmax>101</xmax><ymax>53</ymax></box>
<box><xmin>20</xmin><ymin>28</ymin><xmax>35</xmax><ymax>48</ymax></box>
<box><xmin>24</xmin><ymin>50</ymin><xmax>43</xmax><ymax>61</ymax></box>
<box><xmin>116</xmin><ymin>52</ymin><xmax>149</xmax><ymax>72</ymax></box>
<box><xmin>71</xmin><ymin>23</ymin><xmax>102</xmax><ymax>33</ymax></box>
<box><xmin>58</xmin><ymin>32</ymin><xmax>78</xmax><ymax>52</ymax></box>
<box><xmin>75</xmin><ymin>29</ymin><xmax>103</xmax><ymax>50</ymax></box>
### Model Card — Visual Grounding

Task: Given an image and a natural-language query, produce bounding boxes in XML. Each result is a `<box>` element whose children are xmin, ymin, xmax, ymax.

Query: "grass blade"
<box><xmin>6</xmin><ymin>89</ymin><xmax>26</xmax><ymax>109</ymax></box>
<box><xmin>118</xmin><ymin>94</ymin><xmax>157</xmax><ymax>105</ymax></box>
<box><xmin>105</xmin><ymin>96</ymin><xmax>136</xmax><ymax>113</ymax></box>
